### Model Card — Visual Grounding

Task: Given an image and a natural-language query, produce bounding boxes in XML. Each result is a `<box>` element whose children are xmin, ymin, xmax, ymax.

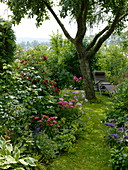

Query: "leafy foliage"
<box><xmin>0</xmin><ymin>18</ymin><xmax>16</xmax><ymax>71</ymax></box>
<box><xmin>0</xmin><ymin>136</ymin><xmax>37</xmax><ymax>169</ymax></box>
<box><xmin>104</xmin><ymin>77</ymin><xmax>128</xmax><ymax>169</ymax></box>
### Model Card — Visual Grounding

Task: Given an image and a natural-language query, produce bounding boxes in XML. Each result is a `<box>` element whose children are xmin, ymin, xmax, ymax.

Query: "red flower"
<box><xmin>20</xmin><ymin>60</ymin><xmax>25</xmax><ymax>63</ymax></box>
<box><xmin>26</xmin><ymin>76</ymin><xmax>32</xmax><ymax>80</ymax></box>
<box><xmin>42</xmin><ymin>81</ymin><xmax>47</xmax><ymax>84</ymax></box>
<box><xmin>43</xmin><ymin>56</ymin><xmax>47</xmax><ymax>60</ymax></box>
<box><xmin>32</xmin><ymin>81</ymin><xmax>36</xmax><ymax>84</ymax></box>
<box><xmin>5</xmin><ymin>89</ymin><xmax>9</xmax><ymax>93</ymax></box>
<box><xmin>55</xmin><ymin>87</ymin><xmax>59</xmax><ymax>93</ymax></box>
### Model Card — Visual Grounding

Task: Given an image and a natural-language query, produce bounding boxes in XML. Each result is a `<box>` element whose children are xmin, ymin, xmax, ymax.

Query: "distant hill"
<box><xmin>16</xmin><ymin>37</ymin><xmax>50</xmax><ymax>43</ymax></box>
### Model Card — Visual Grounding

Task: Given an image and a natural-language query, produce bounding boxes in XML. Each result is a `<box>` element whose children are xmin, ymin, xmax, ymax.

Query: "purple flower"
<box><xmin>84</xmin><ymin>98</ymin><xmax>88</xmax><ymax>102</ymax></box>
<box><xmin>126</xmin><ymin>118</ymin><xmax>128</xmax><ymax>120</ymax></box>
<box><xmin>76</xmin><ymin>103</ymin><xmax>82</xmax><ymax>106</ymax></box>
<box><xmin>88</xmin><ymin>117</ymin><xmax>91</xmax><ymax>120</ymax></box>
<box><xmin>117</xmin><ymin>140</ymin><xmax>122</xmax><ymax>143</ymax></box>
<box><xmin>64</xmin><ymin>94</ymin><xmax>69</xmax><ymax>97</ymax></box>
<box><xmin>104</xmin><ymin>122</ymin><xmax>115</xmax><ymax>127</ymax></box>
<box><xmin>72</xmin><ymin>91</ymin><xmax>79</xmax><ymax>94</ymax></box>
<box><xmin>59</xmin><ymin>98</ymin><xmax>64</xmax><ymax>101</ymax></box>
<box><xmin>109</xmin><ymin>134</ymin><xmax>119</xmax><ymax>138</ymax></box>
<box><xmin>124</xmin><ymin>135</ymin><xmax>128</xmax><ymax>139</ymax></box>
<box><xmin>81</xmin><ymin>94</ymin><xmax>85</xmax><ymax>98</ymax></box>
<box><xmin>118</xmin><ymin>128</ymin><xmax>126</xmax><ymax>132</ymax></box>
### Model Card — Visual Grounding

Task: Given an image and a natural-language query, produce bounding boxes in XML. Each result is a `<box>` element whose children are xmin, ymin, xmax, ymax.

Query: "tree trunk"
<box><xmin>78</xmin><ymin>52</ymin><xmax>97</xmax><ymax>101</ymax></box>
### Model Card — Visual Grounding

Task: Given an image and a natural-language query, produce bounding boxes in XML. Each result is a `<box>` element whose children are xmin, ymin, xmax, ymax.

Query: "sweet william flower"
<box><xmin>52</xmin><ymin>120</ymin><xmax>57</xmax><ymax>124</ymax></box>
<box><xmin>37</xmin><ymin>120</ymin><xmax>42</xmax><ymax>123</ymax></box>
<box><xmin>34</xmin><ymin>117</ymin><xmax>39</xmax><ymax>119</ymax></box>
<box><xmin>54</xmin><ymin>128</ymin><xmax>58</xmax><ymax>131</ymax></box>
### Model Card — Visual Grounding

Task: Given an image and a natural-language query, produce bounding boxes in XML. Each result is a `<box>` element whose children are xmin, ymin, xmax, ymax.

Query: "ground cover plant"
<box><xmin>104</xmin><ymin>76</ymin><xmax>128</xmax><ymax>169</ymax></box>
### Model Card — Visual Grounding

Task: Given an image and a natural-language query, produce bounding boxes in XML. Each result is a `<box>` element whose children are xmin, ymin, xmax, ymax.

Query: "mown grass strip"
<box><xmin>46</xmin><ymin>94</ymin><xmax>112</xmax><ymax>170</ymax></box>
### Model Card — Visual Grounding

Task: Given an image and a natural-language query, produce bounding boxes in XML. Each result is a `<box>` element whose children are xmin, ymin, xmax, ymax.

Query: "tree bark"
<box><xmin>77</xmin><ymin>50</ymin><xmax>97</xmax><ymax>100</ymax></box>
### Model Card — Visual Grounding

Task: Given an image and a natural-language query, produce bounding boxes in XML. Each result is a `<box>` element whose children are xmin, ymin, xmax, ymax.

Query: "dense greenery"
<box><xmin>1</xmin><ymin>0</ymin><xmax>127</xmax><ymax>100</ymax></box>
<box><xmin>0</xmin><ymin>47</ymin><xmax>86</xmax><ymax>169</ymax></box>
<box><xmin>0</xmin><ymin>18</ymin><xmax>16</xmax><ymax>71</ymax></box>
<box><xmin>104</xmin><ymin>77</ymin><xmax>128</xmax><ymax>169</ymax></box>
<box><xmin>0</xmin><ymin>24</ymin><xmax>127</xmax><ymax>168</ymax></box>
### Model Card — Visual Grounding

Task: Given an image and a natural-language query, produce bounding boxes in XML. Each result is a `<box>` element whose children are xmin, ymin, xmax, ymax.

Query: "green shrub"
<box><xmin>104</xmin><ymin>77</ymin><xmax>128</xmax><ymax>169</ymax></box>
<box><xmin>0</xmin><ymin>18</ymin><xmax>16</xmax><ymax>71</ymax></box>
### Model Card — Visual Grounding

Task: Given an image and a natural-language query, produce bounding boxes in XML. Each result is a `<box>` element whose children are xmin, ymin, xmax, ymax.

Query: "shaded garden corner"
<box><xmin>46</xmin><ymin>94</ymin><xmax>112</xmax><ymax>170</ymax></box>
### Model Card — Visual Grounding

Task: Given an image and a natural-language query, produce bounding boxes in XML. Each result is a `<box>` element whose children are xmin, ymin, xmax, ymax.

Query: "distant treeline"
<box><xmin>18</xmin><ymin>40</ymin><xmax>50</xmax><ymax>49</ymax></box>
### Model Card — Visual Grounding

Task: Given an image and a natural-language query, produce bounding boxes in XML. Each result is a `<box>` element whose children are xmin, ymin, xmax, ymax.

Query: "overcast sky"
<box><xmin>0</xmin><ymin>3</ymin><xmax>78</xmax><ymax>39</ymax></box>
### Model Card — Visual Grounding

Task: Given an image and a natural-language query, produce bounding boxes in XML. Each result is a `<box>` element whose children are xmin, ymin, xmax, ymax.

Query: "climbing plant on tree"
<box><xmin>0</xmin><ymin>18</ymin><xmax>16</xmax><ymax>71</ymax></box>
<box><xmin>1</xmin><ymin>0</ymin><xmax>127</xmax><ymax>100</ymax></box>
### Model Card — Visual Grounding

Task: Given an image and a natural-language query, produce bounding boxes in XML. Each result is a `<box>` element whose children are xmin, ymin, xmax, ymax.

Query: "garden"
<box><xmin>0</xmin><ymin>18</ymin><xmax>128</xmax><ymax>170</ymax></box>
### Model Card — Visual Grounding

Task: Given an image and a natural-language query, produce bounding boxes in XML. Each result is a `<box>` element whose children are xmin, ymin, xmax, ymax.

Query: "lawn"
<box><xmin>46</xmin><ymin>93</ymin><xmax>112</xmax><ymax>170</ymax></box>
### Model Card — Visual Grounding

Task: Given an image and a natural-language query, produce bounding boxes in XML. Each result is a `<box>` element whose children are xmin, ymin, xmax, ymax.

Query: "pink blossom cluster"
<box><xmin>73</xmin><ymin>76</ymin><xmax>83</xmax><ymax>82</ymax></box>
<box><xmin>32</xmin><ymin>114</ymin><xmax>60</xmax><ymax>131</ymax></box>
<box><xmin>58</xmin><ymin>100</ymin><xmax>77</xmax><ymax>109</ymax></box>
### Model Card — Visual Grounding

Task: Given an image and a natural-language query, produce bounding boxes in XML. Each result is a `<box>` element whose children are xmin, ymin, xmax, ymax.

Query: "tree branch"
<box><xmin>75</xmin><ymin>1</ymin><xmax>89</xmax><ymax>43</ymax></box>
<box><xmin>119</xmin><ymin>12</ymin><xmax>128</xmax><ymax>21</ymax></box>
<box><xmin>89</xmin><ymin>12</ymin><xmax>123</xmax><ymax>56</ymax></box>
<box><xmin>44</xmin><ymin>1</ymin><xmax>74</xmax><ymax>43</ymax></box>
<box><xmin>86</xmin><ymin>26</ymin><xmax>109</xmax><ymax>51</ymax></box>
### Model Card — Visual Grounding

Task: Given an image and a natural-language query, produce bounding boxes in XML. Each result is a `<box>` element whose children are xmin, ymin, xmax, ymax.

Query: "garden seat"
<box><xmin>93</xmin><ymin>71</ymin><xmax>116</xmax><ymax>95</ymax></box>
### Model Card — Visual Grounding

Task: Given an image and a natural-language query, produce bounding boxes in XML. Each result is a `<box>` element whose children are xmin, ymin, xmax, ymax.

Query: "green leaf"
<box><xmin>13</xmin><ymin>146</ymin><xmax>20</xmax><ymax>161</ymax></box>
<box><xmin>23</xmin><ymin>157</ymin><xmax>37</xmax><ymax>166</ymax></box>
<box><xmin>19</xmin><ymin>158</ymin><xmax>29</xmax><ymax>166</ymax></box>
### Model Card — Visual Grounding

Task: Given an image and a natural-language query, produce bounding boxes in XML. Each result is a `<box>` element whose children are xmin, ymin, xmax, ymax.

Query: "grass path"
<box><xmin>46</xmin><ymin>94</ymin><xmax>112</xmax><ymax>170</ymax></box>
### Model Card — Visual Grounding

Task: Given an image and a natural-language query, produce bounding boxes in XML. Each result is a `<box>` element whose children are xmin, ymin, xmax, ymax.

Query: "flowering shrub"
<box><xmin>31</xmin><ymin>114</ymin><xmax>60</xmax><ymax>137</ymax></box>
<box><xmin>103</xmin><ymin>76</ymin><xmax>128</xmax><ymax>169</ymax></box>
<box><xmin>0</xmin><ymin>49</ymin><xmax>86</xmax><ymax>163</ymax></box>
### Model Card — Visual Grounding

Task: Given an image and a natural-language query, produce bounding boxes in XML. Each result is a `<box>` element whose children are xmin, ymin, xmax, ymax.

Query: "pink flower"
<box><xmin>58</xmin><ymin>101</ymin><xmax>64</xmax><ymax>104</ymax></box>
<box><xmin>49</xmin><ymin>124</ymin><xmax>54</xmax><ymax>126</ymax></box>
<box><xmin>52</xmin><ymin>120</ymin><xmax>57</xmax><ymax>124</ymax></box>
<box><xmin>34</xmin><ymin>117</ymin><xmax>39</xmax><ymax>119</ymax></box>
<box><xmin>50</xmin><ymin>116</ymin><xmax>58</xmax><ymax>119</ymax></box>
<box><xmin>70</xmin><ymin>100</ymin><xmax>77</xmax><ymax>103</ymax></box>
<box><xmin>37</xmin><ymin>120</ymin><xmax>42</xmax><ymax>123</ymax></box>
<box><xmin>63</xmin><ymin>105</ymin><xmax>69</xmax><ymax>107</ymax></box>
<box><xmin>73</xmin><ymin>76</ymin><xmax>77</xmax><ymax>80</ymax></box>
<box><xmin>57</xmin><ymin>125</ymin><xmax>60</xmax><ymax>127</ymax></box>
<box><xmin>79</xmin><ymin>77</ymin><xmax>83</xmax><ymax>80</ymax></box>
<box><xmin>42</xmin><ymin>115</ymin><xmax>48</xmax><ymax>118</ymax></box>
<box><xmin>54</xmin><ymin>128</ymin><xmax>58</xmax><ymax>131</ymax></box>
<box><xmin>70</xmin><ymin>106</ymin><xmax>75</xmax><ymax>108</ymax></box>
